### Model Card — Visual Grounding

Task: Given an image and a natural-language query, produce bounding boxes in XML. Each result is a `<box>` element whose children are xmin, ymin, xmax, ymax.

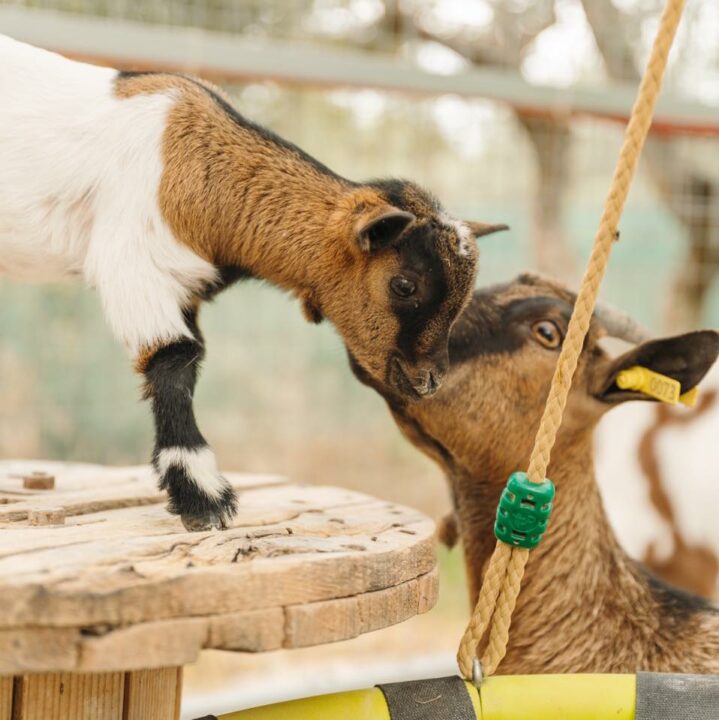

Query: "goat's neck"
<box><xmin>455</xmin><ymin>429</ymin><xmax>719</xmax><ymax>673</ymax></box>
<box><xmin>455</xmin><ymin>430</ymin><xmax>619</xmax><ymax>607</ymax></box>
<box><xmin>221</xmin><ymin>159</ymin><xmax>349</xmax><ymax>289</ymax></box>
<box><xmin>167</xmin><ymin>113</ymin><xmax>355</xmax><ymax>292</ymax></box>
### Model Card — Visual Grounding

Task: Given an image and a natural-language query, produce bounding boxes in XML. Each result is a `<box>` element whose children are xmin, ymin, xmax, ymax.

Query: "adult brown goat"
<box><xmin>350</xmin><ymin>273</ymin><xmax>719</xmax><ymax>674</ymax></box>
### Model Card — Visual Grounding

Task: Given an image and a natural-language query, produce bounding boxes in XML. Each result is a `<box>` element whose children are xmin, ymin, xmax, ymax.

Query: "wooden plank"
<box><xmin>284</xmin><ymin>595</ymin><xmax>361</xmax><ymax>648</ymax></box>
<box><xmin>0</xmin><ymin>492</ymin><xmax>435</xmax><ymax>629</ymax></box>
<box><xmin>207</xmin><ymin>608</ymin><xmax>285</xmax><ymax>652</ymax></box>
<box><xmin>0</xmin><ymin>570</ymin><xmax>438</xmax><ymax>673</ymax></box>
<box><xmin>284</xmin><ymin>567</ymin><xmax>439</xmax><ymax>648</ymax></box>
<box><xmin>2</xmin><ymin>530</ymin><xmax>435</xmax><ymax>631</ymax></box>
<box><xmin>16</xmin><ymin>672</ymin><xmax>123</xmax><ymax>720</ymax></box>
<box><xmin>77</xmin><ymin>619</ymin><xmax>207</xmax><ymax>672</ymax></box>
<box><xmin>0</xmin><ymin>677</ymin><xmax>12</xmax><ymax>720</ymax></box>
<box><xmin>348</xmin><ymin>566</ymin><xmax>437</xmax><ymax>636</ymax></box>
<box><xmin>417</xmin><ymin>567</ymin><xmax>439</xmax><ymax>614</ymax></box>
<box><xmin>0</xmin><ymin>465</ymin><xmax>285</xmax><ymax>523</ymax></box>
<box><xmin>75</xmin><ymin>609</ymin><xmax>283</xmax><ymax>671</ymax></box>
<box><xmin>123</xmin><ymin>668</ymin><xmax>182</xmax><ymax>720</ymax></box>
<box><xmin>0</xmin><ymin>629</ymin><xmax>79</xmax><ymax>674</ymax></box>
<box><xmin>0</xmin><ymin>462</ymin><xmax>437</xmax><ymax>672</ymax></box>
<box><xmin>0</xmin><ymin>484</ymin><xmax>371</xmax><ymax>562</ymax></box>
<box><xmin>0</xmin><ymin>463</ymin><xmax>154</xmax><ymax>505</ymax></box>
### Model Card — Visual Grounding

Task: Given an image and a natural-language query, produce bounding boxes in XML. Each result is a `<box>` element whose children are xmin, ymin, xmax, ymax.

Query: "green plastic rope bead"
<box><xmin>494</xmin><ymin>471</ymin><xmax>555</xmax><ymax>549</ymax></box>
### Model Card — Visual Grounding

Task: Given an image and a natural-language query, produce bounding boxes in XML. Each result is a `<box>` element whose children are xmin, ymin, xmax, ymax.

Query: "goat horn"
<box><xmin>466</xmin><ymin>221</ymin><xmax>510</xmax><ymax>239</ymax></box>
<box><xmin>593</xmin><ymin>301</ymin><xmax>653</xmax><ymax>344</ymax></box>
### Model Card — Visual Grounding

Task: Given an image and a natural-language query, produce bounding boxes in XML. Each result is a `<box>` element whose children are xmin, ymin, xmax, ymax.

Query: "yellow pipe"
<box><xmin>218</xmin><ymin>688</ymin><xmax>391</xmax><ymax>720</ymax></box>
<box><xmin>480</xmin><ymin>674</ymin><xmax>636</xmax><ymax>720</ymax></box>
<box><xmin>215</xmin><ymin>674</ymin><xmax>635</xmax><ymax>720</ymax></box>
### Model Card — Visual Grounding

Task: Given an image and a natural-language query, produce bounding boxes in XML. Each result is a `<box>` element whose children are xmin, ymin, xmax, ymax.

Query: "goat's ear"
<box><xmin>465</xmin><ymin>221</ymin><xmax>509</xmax><ymax>239</ymax></box>
<box><xmin>593</xmin><ymin>330</ymin><xmax>719</xmax><ymax>404</ymax></box>
<box><xmin>356</xmin><ymin>209</ymin><xmax>415</xmax><ymax>253</ymax></box>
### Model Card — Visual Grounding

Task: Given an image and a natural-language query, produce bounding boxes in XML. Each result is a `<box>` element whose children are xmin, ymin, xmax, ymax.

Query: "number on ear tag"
<box><xmin>616</xmin><ymin>366</ymin><xmax>680</xmax><ymax>404</ymax></box>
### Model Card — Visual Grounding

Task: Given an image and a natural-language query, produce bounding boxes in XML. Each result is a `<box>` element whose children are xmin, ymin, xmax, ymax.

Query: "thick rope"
<box><xmin>458</xmin><ymin>0</ymin><xmax>686</xmax><ymax>680</ymax></box>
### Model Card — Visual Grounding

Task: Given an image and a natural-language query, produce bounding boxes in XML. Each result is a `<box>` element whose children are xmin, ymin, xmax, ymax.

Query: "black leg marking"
<box><xmin>144</xmin><ymin>324</ymin><xmax>237</xmax><ymax>531</ymax></box>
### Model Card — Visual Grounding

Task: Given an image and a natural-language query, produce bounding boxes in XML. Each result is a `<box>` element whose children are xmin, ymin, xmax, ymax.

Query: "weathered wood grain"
<box><xmin>207</xmin><ymin>607</ymin><xmax>285</xmax><ymax>653</ymax></box>
<box><xmin>123</xmin><ymin>668</ymin><xmax>182</xmax><ymax>720</ymax></box>
<box><xmin>0</xmin><ymin>629</ymin><xmax>79</xmax><ymax>674</ymax></box>
<box><xmin>284</xmin><ymin>567</ymin><xmax>439</xmax><ymax>648</ymax></box>
<box><xmin>0</xmin><ymin>677</ymin><xmax>11</xmax><ymax>720</ymax></box>
<box><xmin>15</xmin><ymin>672</ymin><xmax>123</xmax><ymax>720</ymax></box>
<box><xmin>0</xmin><ymin>569</ymin><xmax>438</xmax><ymax>673</ymax></box>
<box><xmin>0</xmin><ymin>461</ymin><xmax>438</xmax><ymax>673</ymax></box>
<box><xmin>77</xmin><ymin>619</ymin><xmax>209</xmax><ymax>673</ymax></box>
<box><xmin>0</xmin><ymin>461</ymin><xmax>284</xmax><ymax>523</ymax></box>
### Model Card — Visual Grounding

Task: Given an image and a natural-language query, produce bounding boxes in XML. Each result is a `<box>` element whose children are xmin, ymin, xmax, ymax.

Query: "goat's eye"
<box><xmin>390</xmin><ymin>276</ymin><xmax>416</xmax><ymax>298</ymax></box>
<box><xmin>531</xmin><ymin>320</ymin><xmax>562</xmax><ymax>349</ymax></box>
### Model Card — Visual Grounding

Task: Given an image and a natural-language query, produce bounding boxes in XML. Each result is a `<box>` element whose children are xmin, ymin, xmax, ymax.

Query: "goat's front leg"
<box><xmin>87</xmin><ymin>216</ymin><xmax>234</xmax><ymax>530</ymax></box>
<box><xmin>141</xmin><ymin>332</ymin><xmax>237</xmax><ymax>531</ymax></box>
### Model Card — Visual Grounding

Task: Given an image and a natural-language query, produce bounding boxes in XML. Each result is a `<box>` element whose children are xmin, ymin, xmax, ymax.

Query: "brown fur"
<box><xmin>114</xmin><ymin>72</ymin><xmax>488</xmax><ymax>393</ymax></box>
<box><xmin>437</xmin><ymin>512</ymin><xmax>460</xmax><ymax>549</ymax></box>
<box><xmin>107</xmin><ymin>70</ymin><xmax>512</xmax><ymax>529</ymax></box>
<box><xmin>358</xmin><ymin>273</ymin><xmax>719</xmax><ymax>673</ymax></box>
<box><xmin>133</xmin><ymin>345</ymin><xmax>158</xmax><ymax>376</ymax></box>
<box><xmin>115</xmin><ymin>74</ymin><xmax>377</xmax><ymax>285</ymax></box>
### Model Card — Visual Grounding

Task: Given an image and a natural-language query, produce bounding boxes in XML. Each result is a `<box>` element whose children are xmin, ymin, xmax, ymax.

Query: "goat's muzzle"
<box><xmin>390</xmin><ymin>356</ymin><xmax>445</xmax><ymax>400</ymax></box>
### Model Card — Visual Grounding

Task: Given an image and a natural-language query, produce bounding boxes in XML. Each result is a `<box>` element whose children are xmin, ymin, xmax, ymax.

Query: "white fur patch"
<box><xmin>0</xmin><ymin>35</ymin><xmax>217</xmax><ymax>354</ymax></box>
<box><xmin>440</xmin><ymin>211</ymin><xmax>473</xmax><ymax>256</ymax></box>
<box><xmin>157</xmin><ymin>446</ymin><xmax>225</xmax><ymax>500</ymax></box>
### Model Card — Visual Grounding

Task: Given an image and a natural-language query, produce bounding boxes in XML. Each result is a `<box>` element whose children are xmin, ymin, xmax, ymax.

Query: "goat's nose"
<box><xmin>412</xmin><ymin>369</ymin><xmax>441</xmax><ymax>397</ymax></box>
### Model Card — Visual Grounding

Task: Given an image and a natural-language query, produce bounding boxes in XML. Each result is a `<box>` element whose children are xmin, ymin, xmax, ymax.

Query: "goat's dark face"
<box><xmin>378</xmin><ymin>273</ymin><xmax>719</xmax><ymax>478</ymax></box>
<box><xmin>328</xmin><ymin>180</ymin><xmax>506</xmax><ymax>401</ymax></box>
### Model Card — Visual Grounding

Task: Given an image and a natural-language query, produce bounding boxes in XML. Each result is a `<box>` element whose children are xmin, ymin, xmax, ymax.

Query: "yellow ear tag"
<box><xmin>679</xmin><ymin>386</ymin><xmax>698</xmax><ymax>407</ymax></box>
<box><xmin>616</xmin><ymin>366</ymin><xmax>680</xmax><ymax>404</ymax></box>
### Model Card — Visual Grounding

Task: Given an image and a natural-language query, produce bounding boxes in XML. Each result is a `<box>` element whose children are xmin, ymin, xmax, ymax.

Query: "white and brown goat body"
<box><xmin>0</xmin><ymin>36</ymin><xmax>506</xmax><ymax>529</ymax></box>
<box><xmin>351</xmin><ymin>273</ymin><xmax>719</xmax><ymax>673</ymax></box>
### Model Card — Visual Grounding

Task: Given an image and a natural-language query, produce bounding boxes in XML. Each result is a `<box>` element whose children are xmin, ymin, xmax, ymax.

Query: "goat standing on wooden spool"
<box><xmin>0</xmin><ymin>35</ymin><xmax>507</xmax><ymax>531</ymax></box>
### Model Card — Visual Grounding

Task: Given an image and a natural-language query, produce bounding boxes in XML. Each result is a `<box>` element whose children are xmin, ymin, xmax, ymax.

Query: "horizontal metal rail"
<box><xmin>1</xmin><ymin>4</ymin><xmax>718</xmax><ymax>136</ymax></box>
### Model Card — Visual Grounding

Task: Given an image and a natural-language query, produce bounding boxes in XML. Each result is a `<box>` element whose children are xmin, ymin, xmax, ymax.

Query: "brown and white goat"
<box><xmin>350</xmin><ymin>273</ymin><xmax>719</xmax><ymax>673</ymax></box>
<box><xmin>0</xmin><ymin>35</ymin><xmax>506</xmax><ymax>530</ymax></box>
<box><xmin>595</xmin><ymin>371</ymin><xmax>719</xmax><ymax>599</ymax></box>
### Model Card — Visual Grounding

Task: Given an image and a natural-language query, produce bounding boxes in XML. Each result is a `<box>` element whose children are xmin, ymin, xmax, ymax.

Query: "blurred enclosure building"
<box><xmin>2</xmin><ymin>1</ymin><xmax>719</xmax><ymax>714</ymax></box>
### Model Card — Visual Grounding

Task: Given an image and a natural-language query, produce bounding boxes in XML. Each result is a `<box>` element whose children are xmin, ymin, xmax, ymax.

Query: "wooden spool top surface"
<box><xmin>0</xmin><ymin>461</ymin><xmax>437</xmax><ymax>675</ymax></box>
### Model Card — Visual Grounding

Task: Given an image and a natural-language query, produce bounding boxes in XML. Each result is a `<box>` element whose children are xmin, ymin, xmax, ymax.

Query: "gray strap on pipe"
<box><xmin>377</xmin><ymin>676</ymin><xmax>476</xmax><ymax>720</ymax></box>
<box><xmin>637</xmin><ymin>672</ymin><xmax>719</xmax><ymax>720</ymax></box>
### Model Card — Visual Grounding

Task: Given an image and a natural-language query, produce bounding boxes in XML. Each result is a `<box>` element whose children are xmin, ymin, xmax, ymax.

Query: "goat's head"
<box><xmin>354</xmin><ymin>272</ymin><xmax>719</xmax><ymax>479</ymax></box>
<box><xmin>318</xmin><ymin>179</ymin><xmax>506</xmax><ymax>402</ymax></box>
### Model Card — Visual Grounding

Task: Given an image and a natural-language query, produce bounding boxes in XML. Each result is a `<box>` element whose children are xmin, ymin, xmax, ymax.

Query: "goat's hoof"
<box><xmin>180</xmin><ymin>511</ymin><xmax>227</xmax><ymax>532</ymax></box>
